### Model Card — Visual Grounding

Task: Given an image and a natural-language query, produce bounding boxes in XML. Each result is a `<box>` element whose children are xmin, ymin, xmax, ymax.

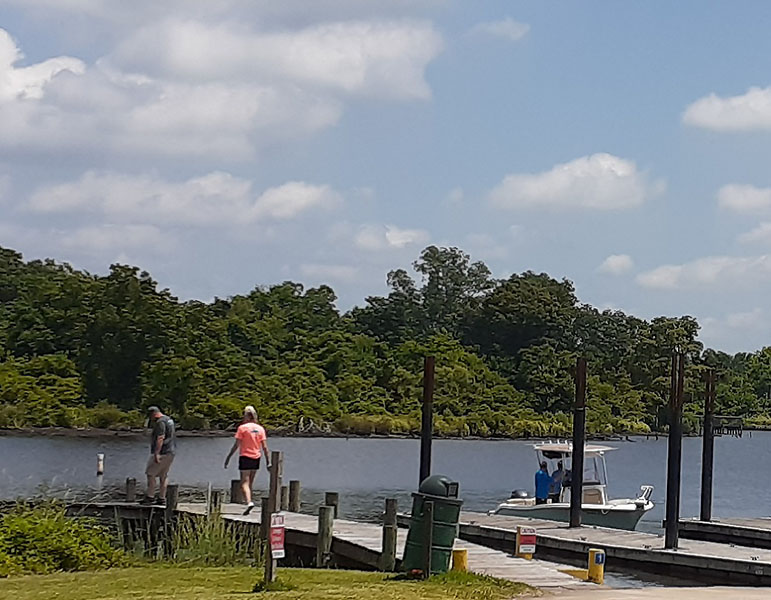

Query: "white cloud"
<box><xmin>61</xmin><ymin>224</ymin><xmax>172</xmax><ymax>253</ymax></box>
<box><xmin>718</xmin><ymin>184</ymin><xmax>771</xmax><ymax>214</ymax></box>
<box><xmin>27</xmin><ymin>171</ymin><xmax>341</xmax><ymax>226</ymax></box>
<box><xmin>739</xmin><ymin>222</ymin><xmax>771</xmax><ymax>245</ymax></box>
<box><xmin>469</xmin><ymin>18</ymin><xmax>530</xmax><ymax>42</ymax></box>
<box><xmin>598</xmin><ymin>254</ymin><xmax>634</xmax><ymax>275</ymax></box>
<box><xmin>0</xmin><ymin>29</ymin><xmax>85</xmax><ymax>101</ymax></box>
<box><xmin>354</xmin><ymin>224</ymin><xmax>429</xmax><ymax>251</ymax></box>
<box><xmin>489</xmin><ymin>153</ymin><xmax>663</xmax><ymax>211</ymax></box>
<box><xmin>700</xmin><ymin>308</ymin><xmax>768</xmax><ymax>353</ymax></box>
<box><xmin>110</xmin><ymin>19</ymin><xmax>443</xmax><ymax>100</ymax></box>
<box><xmin>683</xmin><ymin>86</ymin><xmax>771</xmax><ymax>132</ymax></box>
<box><xmin>300</xmin><ymin>263</ymin><xmax>359</xmax><ymax>282</ymax></box>
<box><xmin>637</xmin><ymin>255</ymin><xmax>771</xmax><ymax>290</ymax></box>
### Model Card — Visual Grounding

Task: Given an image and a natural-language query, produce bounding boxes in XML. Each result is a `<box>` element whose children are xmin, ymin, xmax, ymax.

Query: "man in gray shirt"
<box><xmin>141</xmin><ymin>406</ymin><xmax>176</xmax><ymax>505</ymax></box>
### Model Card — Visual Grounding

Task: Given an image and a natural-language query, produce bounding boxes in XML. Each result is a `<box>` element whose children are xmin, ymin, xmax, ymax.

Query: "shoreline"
<box><xmin>0</xmin><ymin>425</ymin><xmax>697</xmax><ymax>442</ymax></box>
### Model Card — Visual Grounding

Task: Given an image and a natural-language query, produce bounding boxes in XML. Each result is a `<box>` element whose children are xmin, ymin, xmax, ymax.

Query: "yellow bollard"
<box><xmin>587</xmin><ymin>548</ymin><xmax>605</xmax><ymax>584</ymax></box>
<box><xmin>451</xmin><ymin>548</ymin><xmax>468</xmax><ymax>572</ymax></box>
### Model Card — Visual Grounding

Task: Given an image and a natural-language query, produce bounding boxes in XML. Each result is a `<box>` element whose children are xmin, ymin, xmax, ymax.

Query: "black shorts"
<box><xmin>238</xmin><ymin>456</ymin><xmax>260</xmax><ymax>471</ymax></box>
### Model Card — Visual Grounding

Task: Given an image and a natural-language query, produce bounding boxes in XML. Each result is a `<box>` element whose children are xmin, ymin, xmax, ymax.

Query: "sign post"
<box><xmin>270</xmin><ymin>513</ymin><xmax>285</xmax><ymax>560</ymax></box>
<box><xmin>516</xmin><ymin>526</ymin><xmax>536</xmax><ymax>559</ymax></box>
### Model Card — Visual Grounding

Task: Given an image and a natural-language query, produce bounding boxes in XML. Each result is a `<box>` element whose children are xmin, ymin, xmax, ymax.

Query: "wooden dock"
<box><xmin>451</xmin><ymin>511</ymin><xmax>771</xmax><ymax>586</ymax></box>
<box><xmin>678</xmin><ymin>517</ymin><xmax>771</xmax><ymax>549</ymax></box>
<box><xmin>178</xmin><ymin>503</ymin><xmax>589</xmax><ymax>591</ymax></box>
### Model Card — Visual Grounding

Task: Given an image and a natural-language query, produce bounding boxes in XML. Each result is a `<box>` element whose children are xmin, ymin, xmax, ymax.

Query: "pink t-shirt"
<box><xmin>235</xmin><ymin>423</ymin><xmax>266</xmax><ymax>459</ymax></box>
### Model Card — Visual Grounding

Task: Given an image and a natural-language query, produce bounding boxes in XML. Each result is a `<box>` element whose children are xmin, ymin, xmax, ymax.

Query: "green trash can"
<box><xmin>402</xmin><ymin>475</ymin><xmax>463</xmax><ymax>575</ymax></box>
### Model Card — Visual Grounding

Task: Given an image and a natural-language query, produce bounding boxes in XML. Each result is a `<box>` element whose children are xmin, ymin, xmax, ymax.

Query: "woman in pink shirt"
<box><xmin>224</xmin><ymin>405</ymin><xmax>270</xmax><ymax>515</ymax></box>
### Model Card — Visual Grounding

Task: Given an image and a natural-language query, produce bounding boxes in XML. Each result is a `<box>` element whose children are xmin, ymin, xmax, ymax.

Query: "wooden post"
<box><xmin>231</xmin><ymin>479</ymin><xmax>243</xmax><ymax>504</ymax></box>
<box><xmin>209</xmin><ymin>490</ymin><xmax>223</xmax><ymax>515</ymax></box>
<box><xmin>164</xmin><ymin>484</ymin><xmax>179</xmax><ymax>518</ymax></box>
<box><xmin>264</xmin><ymin>451</ymin><xmax>283</xmax><ymax>583</ymax></box>
<box><xmin>125</xmin><ymin>477</ymin><xmax>137</xmax><ymax>503</ymax></box>
<box><xmin>324</xmin><ymin>491</ymin><xmax>339</xmax><ymax>519</ymax></box>
<box><xmin>419</xmin><ymin>355</ymin><xmax>436</xmax><ymax>485</ymax></box>
<box><xmin>570</xmin><ymin>357</ymin><xmax>587</xmax><ymax>528</ymax></box>
<box><xmin>378</xmin><ymin>498</ymin><xmax>398</xmax><ymax>572</ymax></box>
<box><xmin>423</xmin><ymin>500</ymin><xmax>434</xmax><ymax>578</ymax></box>
<box><xmin>96</xmin><ymin>453</ymin><xmax>105</xmax><ymax>476</ymax></box>
<box><xmin>665</xmin><ymin>352</ymin><xmax>685</xmax><ymax>549</ymax></box>
<box><xmin>316</xmin><ymin>505</ymin><xmax>334</xmax><ymax>568</ymax></box>
<box><xmin>260</xmin><ymin>496</ymin><xmax>270</xmax><ymax>540</ymax></box>
<box><xmin>701</xmin><ymin>370</ymin><xmax>717</xmax><ymax>522</ymax></box>
<box><xmin>280</xmin><ymin>485</ymin><xmax>289</xmax><ymax>511</ymax></box>
<box><xmin>289</xmin><ymin>480</ymin><xmax>301</xmax><ymax>512</ymax></box>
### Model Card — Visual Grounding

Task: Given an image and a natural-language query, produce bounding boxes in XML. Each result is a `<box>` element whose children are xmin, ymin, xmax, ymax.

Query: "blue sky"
<box><xmin>2</xmin><ymin>1</ymin><xmax>771</xmax><ymax>353</ymax></box>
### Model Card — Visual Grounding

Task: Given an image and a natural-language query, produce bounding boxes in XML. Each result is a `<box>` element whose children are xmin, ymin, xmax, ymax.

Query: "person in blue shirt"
<box><xmin>535</xmin><ymin>461</ymin><xmax>551</xmax><ymax>505</ymax></box>
<box><xmin>549</xmin><ymin>461</ymin><xmax>564</xmax><ymax>503</ymax></box>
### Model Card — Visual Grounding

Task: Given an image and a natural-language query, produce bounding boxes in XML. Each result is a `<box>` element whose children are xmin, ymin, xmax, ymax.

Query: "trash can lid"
<box><xmin>419</xmin><ymin>474</ymin><xmax>460</xmax><ymax>498</ymax></box>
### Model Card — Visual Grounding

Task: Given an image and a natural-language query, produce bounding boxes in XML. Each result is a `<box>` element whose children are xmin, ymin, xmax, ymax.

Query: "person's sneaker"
<box><xmin>243</xmin><ymin>502</ymin><xmax>255</xmax><ymax>516</ymax></box>
<box><xmin>153</xmin><ymin>497</ymin><xmax>165</xmax><ymax>506</ymax></box>
<box><xmin>139</xmin><ymin>496</ymin><xmax>154</xmax><ymax>505</ymax></box>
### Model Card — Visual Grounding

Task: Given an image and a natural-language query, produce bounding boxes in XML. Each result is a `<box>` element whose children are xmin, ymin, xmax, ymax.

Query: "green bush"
<box><xmin>0</xmin><ymin>504</ymin><xmax>124</xmax><ymax>577</ymax></box>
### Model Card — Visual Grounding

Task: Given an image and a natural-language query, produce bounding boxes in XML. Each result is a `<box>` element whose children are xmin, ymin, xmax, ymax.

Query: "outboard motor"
<box><xmin>510</xmin><ymin>489</ymin><xmax>530</xmax><ymax>499</ymax></box>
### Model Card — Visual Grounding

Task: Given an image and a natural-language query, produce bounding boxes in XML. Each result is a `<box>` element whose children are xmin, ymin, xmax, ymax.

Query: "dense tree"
<box><xmin>0</xmin><ymin>243</ymin><xmax>768</xmax><ymax>436</ymax></box>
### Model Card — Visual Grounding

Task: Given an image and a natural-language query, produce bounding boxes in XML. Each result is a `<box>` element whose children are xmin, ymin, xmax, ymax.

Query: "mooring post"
<box><xmin>700</xmin><ymin>369</ymin><xmax>717</xmax><ymax>522</ymax></box>
<box><xmin>423</xmin><ymin>500</ymin><xmax>434</xmax><ymax>578</ymax></box>
<box><xmin>96</xmin><ymin>453</ymin><xmax>105</xmax><ymax>476</ymax></box>
<box><xmin>280</xmin><ymin>485</ymin><xmax>289</xmax><ymax>511</ymax></box>
<box><xmin>324</xmin><ymin>491</ymin><xmax>340</xmax><ymax>519</ymax></box>
<box><xmin>378</xmin><ymin>498</ymin><xmax>398</xmax><ymax>572</ymax></box>
<box><xmin>260</xmin><ymin>495</ymin><xmax>270</xmax><ymax>540</ymax></box>
<box><xmin>230</xmin><ymin>479</ymin><xmax>243</xmax><ymax>504</ymax></box>
<box><xmin>125</xmin><ymin>477</ymin><xmax>137</xmax><ymax>503</ymax></box>
<box><xmin>316</xmin><ymin>505</ymin><xmax>334</xmax><ymax>568</ymax></box>
<box><xmin>209</xmin><ymin>490</ymin><xmax>222</xmax><ymax>515</ymax></box>
<box><xmin>164</xmin><ymin>484</ymin><xmax>179</xmax><ymax>521</ymax></box>
<box><xmin>665</xmin><ymin>352</ymin><xmax>685</xmax><ymax>549</ymax></box>
<box><xmin>419</xmin><ymin>355</ymin><xmax>436</xmax><ymax>485</ymax></box>
<box><xmin>289</xmin><ymin>480</ymin><xmax>301</xmax><ymax>512</ymax></box>
<box><xmin>570</xmin><ymin>357</ymin><xmax>587</xmax><ymax>528</ymax></box>
<box><xmin>265</xmin><ymin>451</ymin><xmax>283</xmax><ymax>583</ymax></box>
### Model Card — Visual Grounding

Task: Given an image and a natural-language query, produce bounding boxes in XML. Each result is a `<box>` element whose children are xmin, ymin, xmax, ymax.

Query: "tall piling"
<box><xmin>665</xmin><ymin>352</ymin><xmax>685</xmax><ymax>549</ymax></box>
<box><xmin>700</xmin><ymin>369</ymin><xmax>717</xmax><ymax>522</ymax></box>
<box><xmin>419</xmin><ymin>356</ymin><xmax>436</xmax><ymax>485</ymax></box>
<box><xmin>570</xmin><ymin>357</ymin><xmax>587</xmax><ymax>528</ymax></box>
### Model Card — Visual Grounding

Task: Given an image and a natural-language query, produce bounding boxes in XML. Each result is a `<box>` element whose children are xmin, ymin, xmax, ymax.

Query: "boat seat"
<box><xmin>582</xmin><ymin>488</ymin><xmax>603</xmax><ymax>505</ymax></box>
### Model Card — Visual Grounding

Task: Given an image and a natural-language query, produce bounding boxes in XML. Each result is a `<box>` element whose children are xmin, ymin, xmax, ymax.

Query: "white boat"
<box><xmin>492</xmin><ymin>441</ymin><xmax>654</xmax><ymax>530</ymax></box>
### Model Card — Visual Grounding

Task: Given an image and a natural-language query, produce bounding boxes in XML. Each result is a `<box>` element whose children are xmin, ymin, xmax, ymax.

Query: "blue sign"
<box><xmin>594</xmin><ymin>553</ymin><xmax>605</xmax><ymax>565</ymax></box>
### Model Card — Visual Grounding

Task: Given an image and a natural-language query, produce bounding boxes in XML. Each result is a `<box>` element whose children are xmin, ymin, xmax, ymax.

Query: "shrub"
<box><xmin>0</xmin><ymin>504</ymin><xmax>124</xmax><ymax>577</ymax></box>
<box><xmin>171</xmin><ymin>513</ymin><xmax>263</xmax><ymax>566</ymax></box>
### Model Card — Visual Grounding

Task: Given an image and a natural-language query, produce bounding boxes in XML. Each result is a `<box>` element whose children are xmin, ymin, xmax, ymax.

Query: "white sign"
<box><xmin>270</xmin><ymin>513</ymin><xmax>286</xmax><ymax>559</ymax></box>
<box><xmin>517</xmin><ymin>526</ymin><xmax>537</xmax><ymax>554</ymax></box>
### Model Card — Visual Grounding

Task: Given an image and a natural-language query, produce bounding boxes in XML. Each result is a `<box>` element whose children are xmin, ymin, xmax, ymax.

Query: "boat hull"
<box><xmin>493</xmin><ymin>502</ymin><xmax>652</xmax><ymax>531</ymax></box>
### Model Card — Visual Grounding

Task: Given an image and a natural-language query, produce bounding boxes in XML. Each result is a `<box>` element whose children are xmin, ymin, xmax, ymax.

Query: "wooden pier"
<box><xmin>178</xmin><ymin>503</ymin><xmax>589</xmax><ymax>591</ymax></box>
<box><xmin>449</xmin><ymin>512</ymin><xmax>771</xmax><ymax>586</ymax></box>
<box><xmin>678</xmin><ymin>517</ymin><xmax>771</xmax><ymax>549</ymax></box>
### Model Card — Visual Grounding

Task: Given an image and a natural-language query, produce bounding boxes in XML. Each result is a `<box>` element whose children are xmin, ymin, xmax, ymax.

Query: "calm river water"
<box><xmin>0</xmin><ymin>431</ymin><xmax>765</xmax><ymax>531</ymax></box>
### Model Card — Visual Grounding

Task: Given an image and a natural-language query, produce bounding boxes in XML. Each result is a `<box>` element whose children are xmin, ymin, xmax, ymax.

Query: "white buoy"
<box><xmin>96</xmin><ymin>453</ymin><xmax>105</xmax><ymax>476</ymax></box>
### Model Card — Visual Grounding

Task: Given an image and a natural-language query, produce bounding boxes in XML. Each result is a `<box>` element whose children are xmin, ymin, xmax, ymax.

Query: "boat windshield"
<box><xmin>537</xmin><ymin>451</ymin><xmax>608</xmax><ymax>486</ymax></box>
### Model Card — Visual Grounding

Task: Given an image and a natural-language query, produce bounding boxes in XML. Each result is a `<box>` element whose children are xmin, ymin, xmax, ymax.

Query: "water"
<box><xmin>0</xmin><ymin>431</ymin><xmax>762</xmax><ymax>531</ymax></box>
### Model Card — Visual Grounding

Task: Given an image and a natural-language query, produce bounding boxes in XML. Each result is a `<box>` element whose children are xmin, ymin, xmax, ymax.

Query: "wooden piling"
<box><xmin>265</xmin><ymin>451</ymin><xmax>283</xmax><ymax>583</ymax></box>
<box><xmin>423</xmin><ymin>500</ymin><xmax>434</xmax><ymax>578</ymax></box>
<box><xmin>324</xmin><ymin>491</ymin><xmax>340</xmax><ymax>519</ymax></box>
<box><xmin>96</xmin><ymin>453</ymin><xmax>105</xmax><ymax>476</ymax></box>
<box><xmin>378</xmin><ymin>498</ymin><xmax>398</xmax><ymax>572</ymax></box>
<box><xmin>701</xmin><ymin>370</ymin><xmax>717</xmax><ymax>522</ymax></box>
<box><xmin>230</xmin><ymin>479</ymin><xmax>243</xmax><ymax>504</ymax></box>
<box><xmin>570</xmin><ymin>357</ymin><xmax>587</xmax><ymax>528</ymax></box>
<box><xmin>317</xmin><ymin>505</ymin><xmax>334</xmax><ymax>568</ymax></box>
<box><xmin>280</xmin><ymin>485</ymin><xmax>289</xmax><ymax>511</ymax></box>
<box><xmin>208</xmin><ymin>490</ymin><xmax>222</xmax><ymax>515</ymax></box>
<box><xmin>165</xmin><ymin>484</ymin><xmax>179</xmax><ymax>518</ymax></box>
<box><xmin>260</xmin><ymin>496</ymin><xmax>270</xmax><ymax>540</ymax></box>
<box><xmin>125</xmin><ymin>477</ymin><xmax>137</xmax><ymax>503</ymax></box>
<box><xmin>419</xmin><ymin>355</ymin><xmax>436</xmax><ymax>485</ymax></box>
<box><xmin>665</xmin><ymin>352</ymin><xmax>685</xmax><ymax>549</ymax></box>
<box><xmin>289</xmin><ymin>480</ymin><xmax>301</xmax><ymax>512</ymax></box>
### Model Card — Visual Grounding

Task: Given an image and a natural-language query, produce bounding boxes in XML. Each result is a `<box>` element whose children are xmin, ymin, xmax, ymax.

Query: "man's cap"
<box><xmin>146</xmin><ymin>406</ymin><xmax>161</xmax><ymax>415</ymax></box>
<box><xmin>540</xmin><ymin>461</ymin><xmax>547</xmax><ymax>468</ymax></box>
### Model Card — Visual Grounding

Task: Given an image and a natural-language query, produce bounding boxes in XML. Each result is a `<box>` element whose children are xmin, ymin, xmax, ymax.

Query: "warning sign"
<box><xmin>270</xmin><ymin>513</ymin><xmax>285</xmax><ymax>559</ymax></box>
<box><xmin>516</xmin><ymin>526</ymin><xmax>536</xmax><ymax>555</ymax></box>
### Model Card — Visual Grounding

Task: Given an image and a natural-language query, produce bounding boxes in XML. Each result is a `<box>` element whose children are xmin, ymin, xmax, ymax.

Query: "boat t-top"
<box><xmin>492</xmin><ymin>441</ymin><xmax>654</xmax><ymax>530</ymax></box>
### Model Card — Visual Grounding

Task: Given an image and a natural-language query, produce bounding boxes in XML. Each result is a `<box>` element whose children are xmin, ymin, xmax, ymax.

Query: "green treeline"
<box><xmin>1</xmin><ymin>244</ymin><xmax>770</xmax><ymax>437</ymax></box>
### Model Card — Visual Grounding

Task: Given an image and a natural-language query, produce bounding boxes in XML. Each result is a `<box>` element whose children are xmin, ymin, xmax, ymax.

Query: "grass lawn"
<box><xmin>0</xmin><ymin>566</ymin><xmax>537</xmax><ymax>599</ymax></box>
